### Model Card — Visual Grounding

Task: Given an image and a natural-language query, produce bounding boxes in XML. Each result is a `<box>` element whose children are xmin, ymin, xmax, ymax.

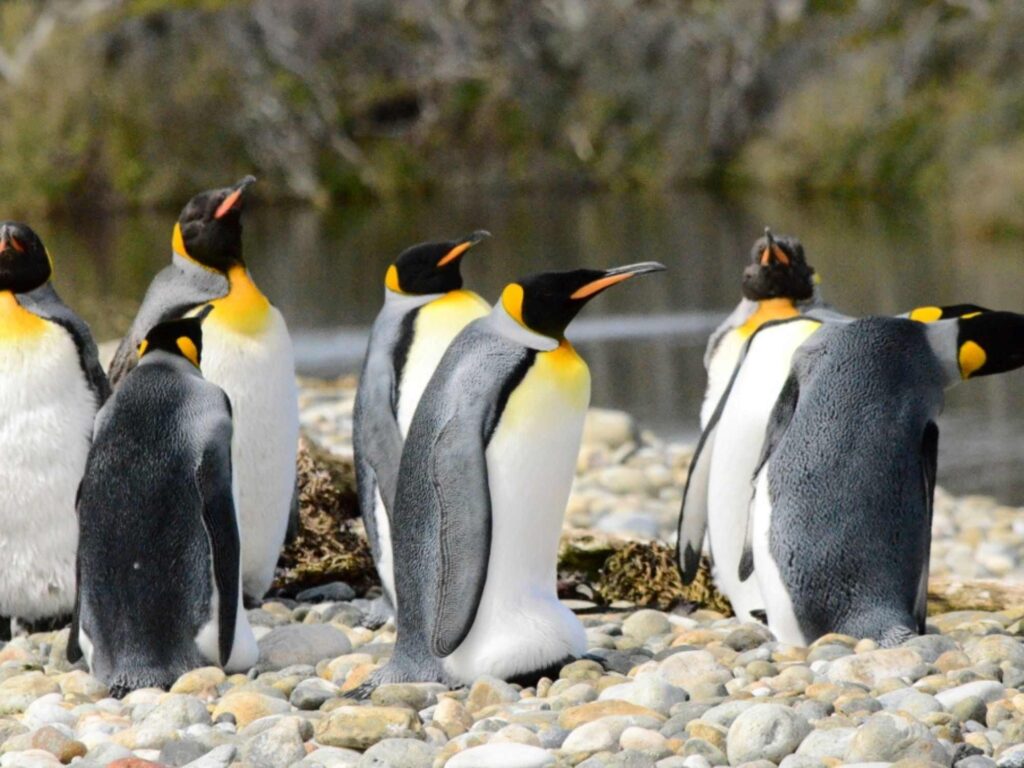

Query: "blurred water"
<box><xmin>40</xmin><ymin>189</ymin><xmax>1024</xmax><ymax>504</ymax></box>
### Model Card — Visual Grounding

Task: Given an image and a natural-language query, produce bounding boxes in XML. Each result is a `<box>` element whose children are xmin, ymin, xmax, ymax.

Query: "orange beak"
<box><xmin>570</xmin><ymin>261</ymin><xmax>666</xmax><ymax>300</ymax></box>
<box><xmin>214</xmin><ymin>176</ymin><xmax>257</xmax><ymax>220</ymax></box>
<box><xmin>437</xmin><ymin>230</ymin><xmax>490</xmax><ymax>268</ymax></box>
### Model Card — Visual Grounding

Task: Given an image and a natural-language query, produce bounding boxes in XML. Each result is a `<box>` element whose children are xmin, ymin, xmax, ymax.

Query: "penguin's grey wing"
<box><xmin>677</xmin><ymin>416</ymin><xmax>718</xmax><ymax>585</ymax></box>
<box><xmin>915</xmin><ymin>421</ymin><xmax>939</xmax><ymax>632</ymax></box>
<box><xmin>67</xmin><ymin>515</ymin><xmax>83</xmax><ymax>664</ymax></box>
<box><xmin>109</xmin><ymin>263</ymin><xmax>227</xmax><ymax>386</ymax></box>
<box><xmin>196</xmin><ymin>404</ymin><xmax>241</xmax><ymax>667</ymax></box>
<box><xmin>21</xmin><ymin>284</ymin><xmax>112</xmax><ymax>404</ymax></box>
<box><xmin>423</xmin><ymin>340</ymin><xmax>534</xmax><ymax>658</ymax></box>
<box><xmin>740</xmin><ymin>371</ymin><xmax>802</xmax><ymax>579</ymax></box>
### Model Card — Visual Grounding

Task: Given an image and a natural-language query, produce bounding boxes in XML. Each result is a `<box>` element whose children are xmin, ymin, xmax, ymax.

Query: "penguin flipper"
<box><xmin>915</xmin><ymin>421</ymin><xmax>939</xmax><ymax>632</ymax></box>
<box><xmin>197</xmin><ymin>420</ymin><xmax>241</xmax><ymax>668</ymax></box>
<box><xmin>20</xmin><ymin>284</ymin><xmax>112</xmax><ymax>404</ymax></box>
<box><xmin>428</xmin><ymin>414</ymin><xmax>492</xmax><ymax>659</ymax></box>
<box><xmin>677</xmin><ymin>418</ymin><xmax>717</xmax><ymax>585</ymax></box>
<box><xmin>67</xmin><ymin>547</ymin><xmax>82</xmax><ymax>665</ymax></box>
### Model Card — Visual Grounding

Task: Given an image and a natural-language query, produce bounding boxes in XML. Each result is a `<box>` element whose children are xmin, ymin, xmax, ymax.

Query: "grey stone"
<box><xmin>779</xmin><ymin>756</ymin><xmax>826</xmax><ymax>768</ymax></box>
<box><xmin>796</xmin><ymin>727</ymin><xmax>855</xmax><ymax>759</ymax></box>
<box><xmin>242</xmin><ymin>716</ymin><xmax>307</xmax><ymax>768</ymax></box>
<box><xmin>257</xmin><ymin>624</ymin><xmax>352</xmax><ymax>671</ymax></box>
<box><xmin>702</xmin><ymin>700</ymin><xmax>757</xmax><ymax>729</ymax></box>
<box><xmin>358</xmin><ymin>738</ymin><xmax>439</xmax><ymax>767</ymax></box>
<box><xmin>291</xmin><ymin>677</ymin><xmax>340</xmax><ymax>710</ymax></box>
<box><xmin>181</xmin><ymin>744</ymin><xmax>239</xmax><ymax>768</ymax></box>
<box><xmin>297</xmin><ymin>582</ymin><xmax>356</xmax><ymax>602</ymax></box>
<box><xmin>297</xmin><ymin>746</ymin><xmax>363</xmax><ymax>767</ymax></box>
<box><xmin>726</xmin><ymin>704</ymin><xmax>810</xmax><ymax>764</ymax></box>
<box><xmin>599</xmin><ymin>674</ymin><xmax>688</xmax><ymax>715</ymax></box>
<box><xmin>160</xmin><ymin>738</ymin><xmax>208</xmax><ymax>766</ymax></box>
<box><xmin>950</xmin><ymin>696</ymin><xmax>988</xmax><ymax>725</ymax></box>
<box><xmin>936</xmin><ymin>681</ymin><xmax>1006</xmax><ymax>709</ymax></box>
<box><xmin>142</xmin><ymin>693</ymin><xmax>212</xmax><ymax>731</ymax></box>
<box><xmin>877</xmin><ymin>688</ymin><xmax>943</xmax><ymax>718</ymax></box>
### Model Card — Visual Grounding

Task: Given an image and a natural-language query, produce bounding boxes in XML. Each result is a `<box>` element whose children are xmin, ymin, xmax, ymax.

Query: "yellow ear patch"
<box><xmin>176</xmin><ymin>336</ymin><xmax>200</xmax><ymax>366</ymax></box>
<box><xmin>501</xmin><ymin>283</ymin><xmax>526</xmax><ymax>327</ymax></box>
<box><xmin>137</xmin><ymin>339</ymin><xmax>149</xmax><ymax>358</ymax></box>
<box><xmin>172</xmin><ymin>222</ymin><xmax>188</xmax><ymax>259</ymax></box>
<box><xmin>909</xmin><ymin>306</ymin><xmax>943</xmax><ymax>323</ymax></box>
<box><xmin>385</xmin><ymin>265</ymin><xmax>402</xmax><ymax>293</ymax></box>
<box><xmin>959</xmin><ymin>340</ymin><xmax>987</xmax><ymax>379</ymax></box>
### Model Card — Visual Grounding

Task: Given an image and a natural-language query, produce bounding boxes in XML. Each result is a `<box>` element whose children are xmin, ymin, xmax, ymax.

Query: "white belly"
<box><xmin>0</xmin><ymin>328</ymin><xmax>97</xmax><ymax>618</ymax></box>
<box><xmin>751</xmin><ymin>467</ymin><xmax>806</xmax><ymax>646</ymax></box>
<box><xmin>396</xmin><ymin>292</ymin><xmax>489</xmax><ymax>437</ymax></box>
<box><xmin>201</xmin><ymin>308</ymin><xmax>299</xmax><ymax>600</ymax></box>
<box><xmin>707</xmin><ymin>320</ymin><xmax>819</xmax><ymax>620</ymax></box>
<box><xmin>443</xmin><ymin>349</ymin><xmax>589</xmax><ymax>683</ymax></box>
<box><xmin>701</xmin><ymin>330</ymin><xmax>746</xmax><ymax>428</ymax></box>
<box><xmin>373</xmin><ymin>486</ymin><xmax>396</xmax><ymax>605</ymax></box>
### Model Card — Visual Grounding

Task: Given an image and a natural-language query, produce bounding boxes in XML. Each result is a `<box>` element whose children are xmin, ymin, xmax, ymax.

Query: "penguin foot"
<box><xmin>352</xmin><ymin>658</ymin><xmax>452</xmax><ymax>697</ymax></box>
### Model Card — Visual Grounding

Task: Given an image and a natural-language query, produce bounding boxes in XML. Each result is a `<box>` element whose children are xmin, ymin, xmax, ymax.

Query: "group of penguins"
<box><xmin>1</xmin><ymin>175</ymin><xmax>1022</xmax><ymax>700</ymax></box>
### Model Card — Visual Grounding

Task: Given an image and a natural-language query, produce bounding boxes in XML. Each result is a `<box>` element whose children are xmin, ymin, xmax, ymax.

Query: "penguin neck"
<box><xmin>383</xmin><ymin>288</ymin><xmax>444</xmax><ymax>313</ymax></box>
<box><xmin>138</xmin><ymin>349</ymin><xmax>203</xmax><ymax>377</ymax></box>
<box><xmin>0</xmin><ymin>289</ymin><xmax>48</xmax><ymax>343</ymax></box>
<box><xmin>486</xmin><ymin>303</ymin><xmax>559</xmax><ymax>351</ymax></box>
<box><xmin>737</xmin><ymin>297</ymin><xmax>800</xmax><ymax>338</ymax></box>
<box><xmin>207</xmin><ymin>264</ymin><xmax>271</xmax><ymax>336</ymax></box>
<box><xmin>924</xmin><ymin>319</ymin><xmax>965</xmax><ymax>388</ymax></box>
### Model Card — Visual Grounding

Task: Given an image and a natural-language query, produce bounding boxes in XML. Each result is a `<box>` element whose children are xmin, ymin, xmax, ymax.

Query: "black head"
<box><xmin>500</xmin><ymin>262</ymin><xmax>666</xmax><ymax>339</ymax></box>
<box><xmin>0</xmin><ymin>222</ymin><xmax>51</xmax><ymax>293</ymax></box>
<box><xmin>137</xmin><ymin>305</ymin><xmax>213</xmax><ymax>368</ymax></box>
<box><xmin>172</xmin><ymin>176</ymin><xmax>256</xmax><ymax>272</ymax></box>
<box><xmin>386</xmin><ymin>231</ymin><xmax>490</xmax><ymax>295</ymax></box>
<box><xmin>908</xmin><ymin>303</ymin><xmax>992</xmax><ymax>323</ymax></box>
<box><xmin>741</xmin><ymin>228</ymin><xmax>815</xmax><ymax>302</ymax></box>
<box><xmin>956</xmin><ymin>310</ymin><xmax>1024</xmax><ymax>379</ymax></box>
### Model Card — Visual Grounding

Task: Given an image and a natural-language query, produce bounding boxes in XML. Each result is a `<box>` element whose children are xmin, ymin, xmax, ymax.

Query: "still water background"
<box><xmin>45</xmin><ymin>189</ymin><xmax>1024</xmax><ymax>505</ymax></box>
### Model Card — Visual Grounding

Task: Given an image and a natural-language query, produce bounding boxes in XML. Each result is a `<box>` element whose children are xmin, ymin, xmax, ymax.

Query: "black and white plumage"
<box><xmin>69</xmin><ymin>312</ymin><xmax>257</xmax><ymax>695</ymax></box>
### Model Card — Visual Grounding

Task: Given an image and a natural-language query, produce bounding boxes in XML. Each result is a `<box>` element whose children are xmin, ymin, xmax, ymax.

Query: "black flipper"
<box><xmin>197</xmin><ymin>412</ymin><xmax>241</xmax><ymax>667</ymax></box>
<box><xmin>916</xmin><ymin>421</ymin><xmax>939</xmax><ymax>632</ymax></box>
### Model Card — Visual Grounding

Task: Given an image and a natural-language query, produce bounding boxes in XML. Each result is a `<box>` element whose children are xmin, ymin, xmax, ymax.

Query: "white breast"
<box><xmin>0</xmin><ymin>327</ymin><xmax>97</xmax><ymax>618</ymax></box>
<box><xmin>701</xmin><ymin>330</ymin><xmax>747</xmax><ymax>428</ymax></box>
<box><xmin>200</xmin><ymin>308</ymin><xmax>299</xmax><ymax>600</ymax></box>
<box><xmin>443</xmin><ymin>346</ymin><xmax>589</xmax><ymax>683</ymax></box>
<box><xmin>706</xmin><ymin>320</ymin><xmax>819</xmax><ymax>621</ymax></box>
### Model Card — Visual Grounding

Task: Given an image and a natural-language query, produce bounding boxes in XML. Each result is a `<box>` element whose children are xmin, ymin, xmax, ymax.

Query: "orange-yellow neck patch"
<box><xmin>537</xmin><ymin>339</ymin><xmax>590</xmax><ymax>408</ymax></box>
<box><xmin>207</xmin><ymin>265</ymin><xmax>271</xmax><ymax>335</ymax></box>
<box><xmin>737</xmin><ymin>298</ymin><xmax>799</xmax><ymax>338</ymax></box>
<box><xmin>0</xmin><ymin>290</ymin><xmax>47</xmax><ymax>343</ymax></box>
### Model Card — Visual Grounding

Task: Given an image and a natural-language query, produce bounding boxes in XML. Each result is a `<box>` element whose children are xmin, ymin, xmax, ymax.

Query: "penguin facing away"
<box><xmin>365</xmin><ymin>261</ymin><xmax>666</xmax><ymax>689</ymax></box>
<box><xmin>748</xmin><ymin>311</ymin><xmax>1024</xmax><ymax>647</ymax></box>
<box><xmin>700</xmin><ymin>229</ymin><xmax>819</xmax><ymax>428</ymax></box>
<box><xmin>0</xmin><ymin>222</ymin><xmax>109</xmax><ymax>629</ymax></box>
<box><xmin>69</xmin><ymin>309</ymin><xmax>258</xmax><ymax>695</ymax></box>
<box><xmin>353</xmin><ymin>232</ymin><xmax>491</xmax><ymax>623</ymax></box>
<box><xmin>679</xmin><ymin>303</ymin><xmax>993</xmax><ymax>623</ymax></box>
<box><xmin>108</xmin><ymin>177</ymin><xmax>299</xmax><ymax>603</ymax></box>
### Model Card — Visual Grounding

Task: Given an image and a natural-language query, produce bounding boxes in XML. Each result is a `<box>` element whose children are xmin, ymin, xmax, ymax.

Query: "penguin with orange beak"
<box><xmin>108</xmin><ymin>177</ymin><xmax>299</xmax><ymax>605</ymax></box>
<box><xmin>0</xmin><ymin>222</ymin><xmax>108</xmax><ymax>634</ymax></box>
<box><xmin>700</xmin><ymin>228</ymin><xmax>819</xmax><ymax>427</ymax></box>
<box><xmin>365</xmin><ymin>262</ymin><xmax>665</xmax><ymax>688</ymax></box>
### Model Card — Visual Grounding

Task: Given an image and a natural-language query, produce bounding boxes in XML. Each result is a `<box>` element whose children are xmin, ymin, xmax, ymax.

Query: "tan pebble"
<box><xmin>491</xmin><ymin>724</ymin><xmax>540</xmax><ymax>746</ymax></box>
<box><xmin>536</xmin><ymin>678</ymin><xmax>553</xmax><ymax>698</ymax></box>
<box><xmin>314</xmin><ymin>705</ymin><xmax>422</xmax><ymax>750</ymax></box>
<box><xmin>672</xmin><ymin>629</ymin><xmax>721</xmax><ymax>646</ymax></box>
<box><xmin>811</xmin><ymin>633</ymin><xmax>858</xmax><ymax>648</ymax></box>
<box><xmin>169</xmin><ymin>667</ymin><xmax>225</xmax><ymax>697</ymax></box>
<box><xmin>854</xmin><ymin>638</ymin><xmax>878</xmax><ymax>653</ymax></box>
<box><xmin>935</xmin><ymin>650</ymin><xmax>971</xmax><ymax>673</ymax></box>
<box><xmin>322</xmin><ymin>653</ymin><xmax>373</xmax><ymax>683</ymax></box>
<box><xmin>211</xmin><ymin>692</ymin><xmax>289</xmax><ymax>728</ymax></box>
<box><xmin>686</xmin><ymin>719</ymin><xmax>726</xmax><ymax>749</ymax></box>
<box><xmin>963</xmin><ymin>731</ymin><xmax>992</xmax><ymax>755</ymax></box>
<box><xmin>340</xmin><ymin>662</ymin><xmax>377</xmax><ymax>693</ymax></box>
<box><xmin>558</xmin><ymin>700</ymin><xmax>665</xmax><ymax>730</ymax></box>
<box><xmin>433</xmin><ymin>697</ymin><xmax>473</xmax><ymax>739</ymax></box>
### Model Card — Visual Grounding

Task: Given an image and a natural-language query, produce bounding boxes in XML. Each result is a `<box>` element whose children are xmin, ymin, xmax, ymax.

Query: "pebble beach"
<box><xmin>1</xmin><ymin>379</ymin><xmax>1023</xmax><ymax>768</ymax></box>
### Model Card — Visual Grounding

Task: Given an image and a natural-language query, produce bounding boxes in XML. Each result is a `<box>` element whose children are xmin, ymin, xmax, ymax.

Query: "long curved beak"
<box><xmin>214</xmin><ymin>175</ymin><xmax>258</xmax><ymax>220</ymax></box>
<box><xmin>437</xmin><ymin>229</ymin><xmax>491</xmax><ymax>267</ymax></box>
<box><xmin>760</xmin><ymin>227</ymin><xmax>789</xmax><ymax>266</ymax></box>
<box><xmin>571</xmin><ymin>261</ymin><xmax>666</xmax><ymax>300</ymax></box>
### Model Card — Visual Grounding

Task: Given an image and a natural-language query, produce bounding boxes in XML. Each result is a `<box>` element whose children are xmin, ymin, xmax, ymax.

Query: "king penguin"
<box><xmin>679</xmin><ymin>303</ymin><xmax>991</xmax><ymax>623</ymax></box>
<box><xmin>700</xmin><ymin>229</ymin><xmax>819</xmax><ymax>428</ymax></box>
<box><xmin>365</xmin><ymin>261</ymin><xmax>666</xmax><ymax>689</ymax></box>
<box><xmin>108</xmin><ymin>177</ymin><xmax>299</xmax><ymax>604</ymax></box>
<box><xmin>354</xmin><ymin>232</ymin><xmax>491</xmax><ymax>623</ymax></box>
<box><xmin>69</xmin><ymin>309</ymin><xmax>258</xmax><ymax>695</ymax></box>
<box><xmin>744</xmin><ymin>310</ymin><xmax>1024</xmax><ymax>647</ymax></box>
<box><xmin>0</xmin><ymin>222</ymin><xmax>109</xmax><ymax>634</ymax></box>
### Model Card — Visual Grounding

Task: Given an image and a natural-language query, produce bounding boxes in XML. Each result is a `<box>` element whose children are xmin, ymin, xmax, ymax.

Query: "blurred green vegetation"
<box><xmin>1</xmin><ymin>0</ymin><xmax>1024</xmax><ymax>237</ymax></box>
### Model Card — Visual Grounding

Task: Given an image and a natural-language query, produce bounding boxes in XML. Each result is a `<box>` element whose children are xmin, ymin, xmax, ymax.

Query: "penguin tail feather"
<box><xmin>106</xmin><ymin>669</ymin><xmax>180</xmax><ymax>699</ymax></box>
<box><xmin>877</xmin><ymin>624</ymin><xmax>918</xmax><ymax>648</ymax></box>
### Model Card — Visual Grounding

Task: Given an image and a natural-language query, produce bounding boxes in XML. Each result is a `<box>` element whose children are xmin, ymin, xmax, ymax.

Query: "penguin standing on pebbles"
<box><xmin>701</xmin><ymin>229</ymin><xmax>819</xmax><ymax>427</ymax></box>
<box><xmin>0</xmin><ymin>222</ymin><xmax>108</xmax><ymax>635</ymax></box>
<box><xmin>69</xmin><ymin>309</ymin><xmax>258</xmax><ymax>695</ymax></box>
<box><xmin>747</xmin><ymin>311</ymin><xmax>1024</xmax><ymax>647</ymax></box>
<box><xmin>367</xmin><ymin>262</ymin><xmax>665</xmax><ymax>688</ymax></box>
<box><xmin>109</xmin><ymin>177</ymin><xmax>299</xmax><ymax>605</ymax></box>
<box><xmin>354</xmin><ymin>233</ymin><xmax>491</xmax><ymax>623</ymax></box>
